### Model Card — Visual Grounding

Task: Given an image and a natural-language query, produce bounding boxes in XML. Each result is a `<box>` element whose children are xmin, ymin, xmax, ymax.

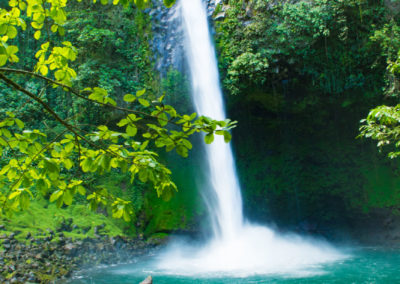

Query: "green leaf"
<box><xmin>136</xmin><ymin>89</ymin><xmax>146</xmax><ymax>97</ymax></box>
<box><xmin>51</xmin><ymin>24</ymin><xmax>58</xmax><ymax>33</ymax></box>
<box><xmin>98</xmin><ymin>125</ymin><xmax>108</xmax><ymax>131</ymax></box>
<box><xmin>97</xmin><ymin>154</ymin><xmax>110</xmax><ymax>171</ymax></box>
<box><xmin>50</xmin><ymin>190</ymin><xmax>63</xmax><ymax>202</ymax></box>
<box><xmin>164</xmin><ymin>105</ymin><xmax>177</xmax><ymax>117</ymax></box>
<box><xmin>123</xmin><ymin>210</ymin><xmax>131</xmax><ymax>222</ymax></box>
<box><xmin>8</xmin><ymin>190</ymin><xmax>21</xmax><ymax>200</ymax></box>
<box><xmin>34</xmin><ymin>30</ymin><xmax>41</xmax><ymax>40</ymax></box>
<box><xmin>0</xmin><ymin>55</ymin><xmax>8</xmax><ymax>66</ymax></box>
<box><xmin>117</xmin><ymin>119</ymin><xmax>128</xmax><ymax>127</ymax></box>
<box><xmin>0</xmin><ymin>165</ymin><xmax>10</xmax><ymax>175</ymax></box>
<box><xmin>7</xmin><ymin>26</ymin><xmax>18</xmax><ymax>39</ymax></box>
<box><xmin>155</xmin><ymin>138</ymin><xmax>165</xmax><ymax>148</ymax></box>
<box><xmin>31</xmin><ymin>22</ymin><xmax>43</xmax><ymax>30</ymax></box>
<box><xmin>7</xmin><ymin>45</ymin><xmax>18</xmax><ymax>56</ymax></box>
<box><xmin>7</xmin><ymin>168</ymin><xmax>17</xmax><ymax>180</ymax></box>
<box><xmin>56</xmin><ymin>196</ymin><xmax>63</xmax><ymax>208</ymax></box>
<box><xmin>55</xmin><ymin>70</ymin><xmax>65</xmax><ymax>81</ymax></box>
<box><xmin>189</xmin><ymin>112</ymin><xmax>197</xmax><ymax>120</ymax></box>
<box><xmin>9</xmin><ymin>159</ymin><xmax>18</xmax><ymax>167</ymax></box>
<box><xmin>2</xmin><ymin>128</ymin><xmax>12</xmax><ymax>138</ymax></box>
<box><xmin>123</xmin><ymin>94</ymin><xmax>136</xmax><ymax>102</ymax></box>
<box><xmin>58</xmin><ymin>26</ymin><xmax>65</xmax><ymax>36</ymax></box>
<box><xmin>36</xmin><ymin>179</ymin><xmax>48</xmax><ymax>194</ymax></box>
<box><xmin>182</xmin><ymin>139</ymin><xmax>192</xmax><ymax>149</ymax></box>
<box><xmin>20</xmin><ymin>192</ymin><xmax>30</xmax><ymax>210</ymax></box>
<box><xmin>126</xmin><ymin>124</ymin><xmax>137</xmax><ymax>137</ymax></box>
<box><xmin>64</xmin><ymin>159</ymin><xmax>73</xmax><ymax>169</ymax></box>
<box><xmin>158</xmin><ymin>112</ymin><xmax>168</xmax><ymax>126</ymax></box>
<box><xmin>63</xmin><ymin>190</ymin><xmax>73</xmax><ymax>205</ymax></box>
<box><xmin>76</xmin><ymin>185</ymin><xmax>86</xmax><ymax>195</ymax></box>
<box><xmin>113</xmin><ymin>208</ymin><xmax>124</xmax><ymax>218</ymax></box>
<box><xmin>176</xmin><ymin>145</ymin><xmax>188</xmax><ymax>158</ymax></box>
<box><xmin>223</xmin><ymin>131</ymin><xmax>232</xmax><ymax>143</ymax></box>
<box><xmin>205</xmin><ymin>133</ymin><xmax>214</xmax><ymax>144</ymax></box>
<box><xmin>15</xmin><ymin>119</ymin><xmax>24</xmax><ymax>129</ymax></box>
<box><xmin>19</xmin><ymin>1</ymin><xmax>26</xmax><ymax>10</ymax></box>
<box><xmin>39</xmin><ymin>65</ymin><xmax>48</xmax><ymax>75</ymax></box>
<box><xmin>138</xmin><ymin>98</ymin><xmax>150</xmax><ymax>107</ymax></box>
<box><xmin>41</xmin><ymin>42</ymin><xmax>50</xmax><ymax>50</ymax></box>
<box><xmin>64</xmin><ymin>142</ymin><xmax>74</xmax><ymax>152</ymax></box>
<box><xmin>158</xmin><ymin>94</ymin><xmax>165</xmax><ymax>103</ymax></box>
<box><xmin>9</xmin><ymin>0</ymin><xmax>18</xmax><ymax>7</ymax></box>
<box><xmin>106</xmin><ymin>97</ymin><xmax>116</xmax><ymax>106</ymax></box>
<box><xmin>81</xmin><ymin>158</ymin><xmax>93</xmax><ymax>172</ymax></box>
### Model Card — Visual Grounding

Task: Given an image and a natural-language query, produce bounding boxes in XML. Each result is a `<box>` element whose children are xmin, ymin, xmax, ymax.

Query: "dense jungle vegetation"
<box><xmin>1</xmin><ymin>0</ymin><xmax>400</xmax><ymax>249</ymax></box>
<box><xmin>214</xmin><ymin>0</ymin><xmax>400</xmax><ymax>230</ymax></box>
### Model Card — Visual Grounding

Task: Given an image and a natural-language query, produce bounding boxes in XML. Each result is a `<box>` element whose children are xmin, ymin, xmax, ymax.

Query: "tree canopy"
<box><xmin>0</xmin><ymin>0</ymin><xmax>236</xmax><ymax>220</ymax></box>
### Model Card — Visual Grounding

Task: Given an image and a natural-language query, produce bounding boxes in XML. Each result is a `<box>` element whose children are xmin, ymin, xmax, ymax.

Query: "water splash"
<box><xmin>155</xmin><ymin>0</ymin><xmax>347</xmax><ymax>276</ymax></box>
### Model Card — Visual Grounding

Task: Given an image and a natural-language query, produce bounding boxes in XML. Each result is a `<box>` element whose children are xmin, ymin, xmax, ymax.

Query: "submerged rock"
<box><xmin>140</xmin><ymin>275</ymin><xmax>153</xmax><ymax>284</ymax></box>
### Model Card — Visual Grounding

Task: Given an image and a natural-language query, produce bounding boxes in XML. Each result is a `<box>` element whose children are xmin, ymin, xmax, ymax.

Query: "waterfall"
<box><xmin>181</xmin><ymin>0</ymin><xmax>243</xmax><ymax>241</ymax></box>
<box><xmin>155</xmin><ymin>0</ymin><xmax>347</xmax><ymax>276</ymax></box>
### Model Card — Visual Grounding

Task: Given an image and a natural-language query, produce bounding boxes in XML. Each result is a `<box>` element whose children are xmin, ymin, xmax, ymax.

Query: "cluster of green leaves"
<box><xmin>228</xmin><ymin>51</ymin><xmax>269</xmax><ymax>95</ymax></box>
<box><xmin>0</xmin><ymin>0</ymin><xmax>236</xmax><ymax>221</ymax></box>
<box><xmin>359</xmin><ymin>104</ymin><xmax>400</xmax><ymax>159</ymax></box>
<box><xmin>35</xmin><ymin>41</ymin><xmax>78</xmax><ymax>84</ymax></box>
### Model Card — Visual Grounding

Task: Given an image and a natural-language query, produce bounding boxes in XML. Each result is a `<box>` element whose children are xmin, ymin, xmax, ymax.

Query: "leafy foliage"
<box><xmin>228</xmin><ymin>51</ymin><xmax>269</xmax><ymax>95</ymax></box>
<box><xmin>359</xmin><ymin>12</ymin><xmax>400</xmax><ymax>161</ymax></box>
<box><xmin>215</xmin><ymin>0</ymin><xmax>388</xmax><ymax>97</ymax></box>
<box><xmin>215</xmin><ymin>0</ymin><xmax>400</xmax><ymax>220</ymax></box>
<box><xmin>360</xmin><ymin>104</ymin><xmax>400</xmax><ymax>159</ymax></box>
<box><xmin>0</xmin><ymin>0</ymin><xmax>234</xmax><ymax>221</ymax></box>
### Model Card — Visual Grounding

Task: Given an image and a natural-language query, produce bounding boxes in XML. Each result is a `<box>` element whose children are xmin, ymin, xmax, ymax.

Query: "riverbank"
<box><xmin>0</xmin><ymin>230</ymin><xmax>166</xmax><ymax>283</ymax></box>
<box><xmin>3</xmin><ymin>213</ymin><xmax>400</xmax><ymax>283</ymax></box>
<box><xmin>0</xmin><ymin>200</ymin><xmax>169</xmax><ymax>283</ymax></box>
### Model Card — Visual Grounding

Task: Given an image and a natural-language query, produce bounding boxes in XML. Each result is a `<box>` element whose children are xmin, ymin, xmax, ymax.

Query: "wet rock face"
<box><xmin>150</xmin><ymin>0</ymin><xmax>223</xmax><ymax>76</ymax></box>
<box><xmin>206</xmin><ymin>0</ymin><xmax>224</xmax><ymax>16</ymax></box>
<box><xmin>0</xmin><ymin>233</ymin><xmax>164</xmax><ymax>283</ymax></box>
<box><xmin>150</xmin><ymin>0</ymin><xmax>185</xmax><ymax>76</ymax></box>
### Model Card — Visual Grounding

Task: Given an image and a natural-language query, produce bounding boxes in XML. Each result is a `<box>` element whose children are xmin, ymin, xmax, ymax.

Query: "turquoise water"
<box><xmin>71</xmin><ymin>247</ymin><xmax>400</xmax><ymax>283</ymax></box>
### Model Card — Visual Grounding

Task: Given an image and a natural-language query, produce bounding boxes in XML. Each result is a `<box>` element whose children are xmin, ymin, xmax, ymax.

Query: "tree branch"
<box><xmin>0</xmin><ymin>73</ymin><xmax>129</xmax><ymax>160</ymax></box>
<box><xmin>0</xmin><ymin>68</ymin><xmax>153</xmax><ymax>116</ymax></box>
<box><xmin>0</xmin><ymin>68</ymin><xmax>193</xmax><ymax>127</ymax></box>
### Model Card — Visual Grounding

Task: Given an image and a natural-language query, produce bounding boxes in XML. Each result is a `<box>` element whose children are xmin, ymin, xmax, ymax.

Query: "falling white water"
<box><xmin>155</xmin><ymin>0</ymin><xmax>347</xmax><ymax>276</ymax></box>
<box><xmin>181</xmin><ymin>0</ymin><xmax>243</xmax><ymax>241</ymax></box>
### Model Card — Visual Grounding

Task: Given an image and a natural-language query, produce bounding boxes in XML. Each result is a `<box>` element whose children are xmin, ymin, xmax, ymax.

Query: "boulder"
<box><xmin>140</xmin><ymin>275</ymin><xmax>152</xmax><ymax>284</ymax></box>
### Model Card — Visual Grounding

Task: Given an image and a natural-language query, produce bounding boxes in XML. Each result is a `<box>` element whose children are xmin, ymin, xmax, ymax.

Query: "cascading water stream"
<box><xmin>154</xmin><ymin>0</ymin><xmax>347</xmax><ymax>276</ymax></box>
<box><xmin>180</xmin><ymin>0</ymin><xmax>243</xmax><ymax>241</ymax></box>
